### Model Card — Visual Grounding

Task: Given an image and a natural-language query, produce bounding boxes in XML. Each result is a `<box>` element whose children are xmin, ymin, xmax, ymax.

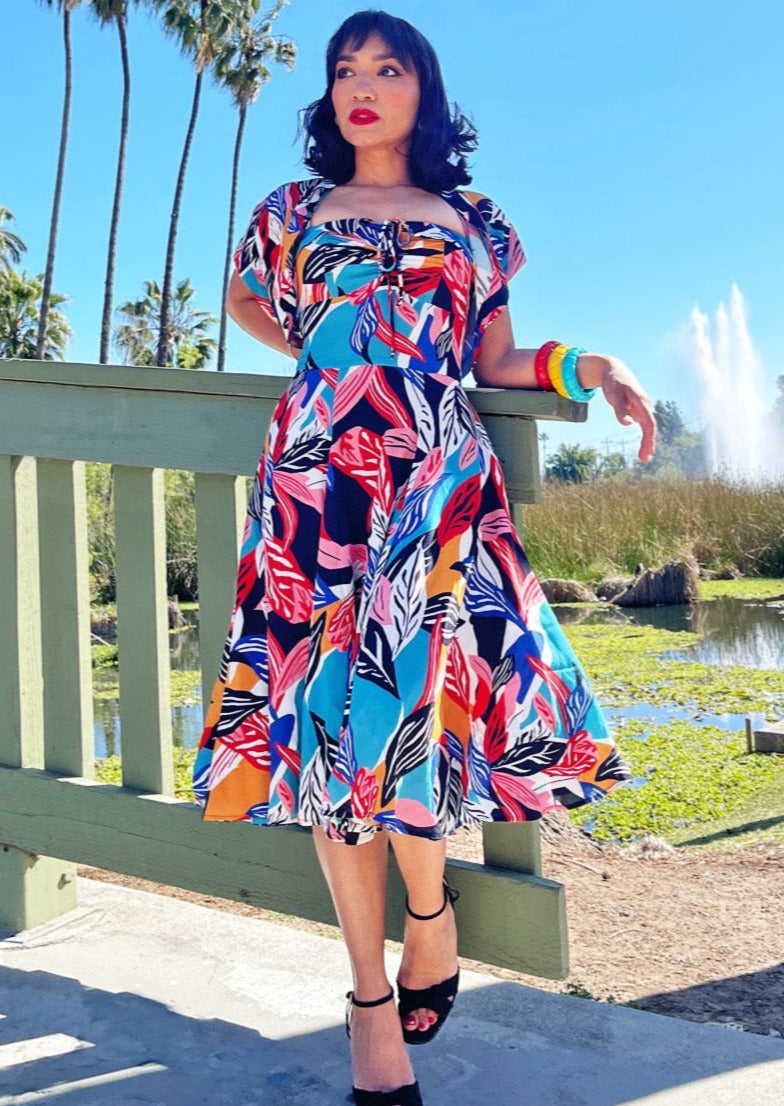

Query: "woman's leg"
<box><xmin>388</xmin><ymin>836</ymin><xmax>458</xmax><ymax>1036</ymax></box>
<box><xmin>312</xmin><ymin>827</ymin><xmax>415</xmax><ymax>1092</ymax></box>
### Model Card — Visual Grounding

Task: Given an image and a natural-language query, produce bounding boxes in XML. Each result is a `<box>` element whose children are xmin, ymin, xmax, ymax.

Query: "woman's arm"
<box><xmin>226</xmin><ymin>270</ymin><xmax>297</xmax><ymax>358</ymax></box>
<box><xmin>473</xmin><ymin>309</ymin><xmax>657</xmax><ymax>464</ymax></box>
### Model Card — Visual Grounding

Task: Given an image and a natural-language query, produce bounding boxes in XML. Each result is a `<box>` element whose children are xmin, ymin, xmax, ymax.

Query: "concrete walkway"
<box><xmin>1</xmin><ymin>877</ymin><xmax>782</xmax><ymax>1106</ymax></box>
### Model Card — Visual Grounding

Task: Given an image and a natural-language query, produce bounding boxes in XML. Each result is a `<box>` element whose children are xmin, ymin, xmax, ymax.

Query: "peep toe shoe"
<box><xmin>396</xmin><ymin>880</ymin><xmax>460</xmax><ymax>1046</ymax></box>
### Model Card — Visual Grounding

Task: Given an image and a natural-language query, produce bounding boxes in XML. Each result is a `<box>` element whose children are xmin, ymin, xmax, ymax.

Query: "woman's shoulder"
<box><xmin>252</xmin><ymin>177</ymin><xmax>330</xmax><ymax>215</ymax></box>
<box><xmin>448</xmin><ymin>188</ymin><xmax>526</xmax><ymax>278</ymax></box>
<box><xmin>449</xmin><ymin>188</ymin><xmax>514</xmax><ymax>228</ymax></box>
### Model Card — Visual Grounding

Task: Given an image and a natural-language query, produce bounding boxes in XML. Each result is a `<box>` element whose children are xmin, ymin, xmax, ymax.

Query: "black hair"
<box><xmin>301</xmin><ymin>10</ymin><xmax>477</xmax><ymax>193</ymax></box>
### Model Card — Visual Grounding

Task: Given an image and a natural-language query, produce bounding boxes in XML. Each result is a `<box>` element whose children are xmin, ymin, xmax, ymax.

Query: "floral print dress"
<box><xmin>192</xmin><ymin>177</ymin><xmax>632</xmax><ymax>843</ymax></box>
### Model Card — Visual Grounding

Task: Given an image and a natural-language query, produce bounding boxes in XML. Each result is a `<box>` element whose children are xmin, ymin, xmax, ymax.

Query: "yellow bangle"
<box><xmin>547</xmin><ymin>343</ymin><xmax>570</xmax><ymax>398</ymax></box>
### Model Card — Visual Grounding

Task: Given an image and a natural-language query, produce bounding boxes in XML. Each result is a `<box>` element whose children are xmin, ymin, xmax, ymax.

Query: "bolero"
<box><xmin>233</xmin><ymin>177</ymin><xmax>526</xmax><ymax>377</ymax></box>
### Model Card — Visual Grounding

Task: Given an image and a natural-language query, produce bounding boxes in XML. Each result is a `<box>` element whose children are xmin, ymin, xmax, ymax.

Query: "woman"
<box><xmin>193</xmin><ymin>11</ymin><xmax>656</xmax><ymax>1106</ymax></box>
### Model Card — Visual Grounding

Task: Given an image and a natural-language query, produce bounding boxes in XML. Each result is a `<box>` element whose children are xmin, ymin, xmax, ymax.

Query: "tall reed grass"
<box><xmin>86</xmin><ymin>470</ymin><xmax>784</xmax><ymax>602</ymax></box>
<box><xmin>522</xmin><ymin>476</ymin><xmax>784</xmax><ymax>580</ymax></box>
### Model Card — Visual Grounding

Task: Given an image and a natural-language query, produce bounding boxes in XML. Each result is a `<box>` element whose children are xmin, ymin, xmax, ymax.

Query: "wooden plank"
<box><xmin>0</xmin><ymin>458</ymin><xmax>78</xmax><ymax>935</ymax></box>
<box><xmin>482</xmin><ymin>488</ymin><xmax>546</xmax><ymax>878</ymax></box>
<box><xmin>0</xmin><ymin>767</ymin><xmax>569</xmax><ymax>978</ymax></box>
<box><xmin>487</xmin><ymin>416</ymin><xmax>541</xmax><ymax>504</ymax></box>
<box><xmin>0</xmin><ymin>455</ymin><xmax>44</xmax><ymax>769</ymax></box>
<box><xmin>0</xmin><ymin>359</ymin><xmax>293</xmax><ymax>398</ymax></box>
<box><xmin>0</xmin><ymin>845</ymin><xmax>77</xmax><ymax>936</ymax></box>
<box><xmin>113</xmin><ymin>467</ymin><xmax>173</xmax><ymax>795</ymax></box>
<box><xmin>0</xmin><ymin>365</ymin><xmax>585</xmax><ymax>481</ymax></box>
<box><xmin>752</xmin><ymin>724</ymin><xmax>784</xmax><ymax>753</ymax></box>
<box><xmin>37</xmin><ymin>459</ymin><xmax>94</xmax><ymax>777</ymax></box>
<box><xmin>482</xmin><ymin>822</ymin><xmax>542</xmax><ymax>876</ymax></box>
<box><xmin>0</xmin><ymin>360</ymin><xmax>588</xmax><ymax>421</ymax></box>
<box><xmin>0</xmin><ymin>379</ymin><xmax>278</xmax><ymax>476</ymax></box>
<box><xmin>194</xmin><ymin>473</ymin><xmax>246</xmax><ymax>707</ymax></box>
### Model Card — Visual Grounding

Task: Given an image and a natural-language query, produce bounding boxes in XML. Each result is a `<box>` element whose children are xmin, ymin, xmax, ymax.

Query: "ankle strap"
<box><xmin>405</xmin><ymin>879</ymin><xmax>460</xmax><ymax>922</ymax></box>
<box><xmin>347</xmin><ymin>988</ymin><xmax>394</xmax><ymax>1009</ymax></box>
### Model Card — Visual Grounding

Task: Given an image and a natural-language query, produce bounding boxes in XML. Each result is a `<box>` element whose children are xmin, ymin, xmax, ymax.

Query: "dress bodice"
<box><xmin>231</xmin><ymin>178</ymin><xmax>526</xmax><ymax>382</ymax></box>
<box><xmin>293</xmin><ymin>219</ymin><xmax>475</xmax><ymax>379</ymax></box>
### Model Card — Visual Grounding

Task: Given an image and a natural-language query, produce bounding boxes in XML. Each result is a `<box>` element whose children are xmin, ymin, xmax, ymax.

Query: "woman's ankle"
<box><xmin>350</xmin><ymin>974</ymin><xmax>394</xmax><ymax>1004</ymax></box>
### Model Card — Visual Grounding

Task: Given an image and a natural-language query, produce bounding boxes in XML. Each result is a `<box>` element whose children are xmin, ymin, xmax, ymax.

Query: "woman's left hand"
<box><xmin>581</xmin><ymin>354</ymin><xmax>657</xmax><ymax>464</ymax></box>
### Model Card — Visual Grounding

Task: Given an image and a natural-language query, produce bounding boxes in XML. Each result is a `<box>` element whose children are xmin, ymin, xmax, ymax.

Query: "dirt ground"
<box><xmin>78</xmin><ymin>814</ymin><xmax>784</xmax><ymax>1041</ymax></box>
<box><xmin>450</xmin><ymin>816</ymin><xmax>784</xmax><ymax>1040</ymax></box>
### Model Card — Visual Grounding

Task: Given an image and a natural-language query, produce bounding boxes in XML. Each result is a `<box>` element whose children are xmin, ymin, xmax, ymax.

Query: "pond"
<box><xmin>93</xmin><ymin>609</ymin><xmax>204</xmax><ymax>758</ymax></box>
<box><xmin>93</xmin><ymin>594</ymin><xmax>784</xmax><ymax>758</ymax></box>
<box><xmin>555</xmin><ymin>595</ymin><xmax>784</xmax><ymax>669</ymax></box>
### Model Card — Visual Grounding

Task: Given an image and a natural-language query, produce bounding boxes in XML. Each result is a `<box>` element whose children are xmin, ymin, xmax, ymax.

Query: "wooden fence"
<box><xmin>0</xmin><ymin>359</ymin><xmax>587</xmax><ymax>979</ymax></box>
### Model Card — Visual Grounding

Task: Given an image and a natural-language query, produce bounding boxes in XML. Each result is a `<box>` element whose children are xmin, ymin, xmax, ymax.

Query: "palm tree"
<box><xmin>213</xmin><ymin>1</ymin><xmax>295</xmax><ymax>371</ymax></box>
<box><xmin>36</xmin><ymin>0</ymin><xmax>84</xmax><ymax>361</ymax></box>
<box><xmin>89</xmin><ymin>0</ymin><xmax>135</xmax><ymax>364</ymax></box>
<box><xmin>0</xmin><ymin>207</ymin><xmax>27</xmax><ymax>274</ymax></box>
<box><xmin>544</xmin><ymin>443</ymin><xmax>599</xmax><ymax>484</ymax></box>
<box><xmin>148</xmin><ymin>0</ymin><xmax>248</xmax><ymax>367</ymax></box>
<box><xmin>113</xmin><ymin>277</ymin><xmax>217</xmax><ymax>367</ymax></box>
<box><xmin>0</xmin><ymin>270</ymin><xmax>71</xmax><ymax>359</ymax></box>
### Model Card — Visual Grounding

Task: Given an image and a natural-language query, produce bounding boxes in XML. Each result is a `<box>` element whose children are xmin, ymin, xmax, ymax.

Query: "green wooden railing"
<box><xmin>0</xmin><ymin>359</ymin><xmax>587</xmax><ymax>979</ymax></box>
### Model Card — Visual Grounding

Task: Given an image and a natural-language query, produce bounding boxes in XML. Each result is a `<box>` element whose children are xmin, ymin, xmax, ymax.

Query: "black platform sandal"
<box><xmin>345</xmin><ymin>990</ymin><xmax>424</xmax><ymax>1106</ymax></box>
<box><xmin>396</xmin><ymin>880</ymin><xmax>460</xmax><ymax>1046</ymax></box>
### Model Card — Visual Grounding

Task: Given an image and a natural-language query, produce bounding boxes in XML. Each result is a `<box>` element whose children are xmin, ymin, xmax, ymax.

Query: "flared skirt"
<box><xmin>192</xmin><ymin>362</ymin><xmax>632</xmax><ymax>842</ymax></box>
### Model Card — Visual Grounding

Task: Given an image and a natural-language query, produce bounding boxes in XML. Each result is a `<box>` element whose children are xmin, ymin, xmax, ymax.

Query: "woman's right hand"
<box><xmin>578</xmin><ymin>353</ymin><xmax>657</xmax><ymax>464</ymax></box>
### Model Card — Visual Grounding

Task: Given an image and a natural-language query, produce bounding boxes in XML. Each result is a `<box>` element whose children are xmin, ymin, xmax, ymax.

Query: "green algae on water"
<box><xmin>562</xmin><ymin>603</ymin><xmax>784</xmax><ymax>847</ymax></box>
<box><xmin>565</xmin><ymin>623</ymin><xmax>784</xmax><ymax>717</ymax></box>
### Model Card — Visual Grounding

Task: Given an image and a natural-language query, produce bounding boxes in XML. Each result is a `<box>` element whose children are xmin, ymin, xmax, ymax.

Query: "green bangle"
<box><xmin>560</xmin><ymin>347</ymin><xmax>595</xmax><ymax>401</ymax></box>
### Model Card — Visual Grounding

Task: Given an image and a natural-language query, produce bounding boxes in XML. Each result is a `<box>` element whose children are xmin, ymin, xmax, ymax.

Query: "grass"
<box><xmin>569</xmin><ymin>717</ymin><xmax>784</xmax><ymax>845</ymax></box>
<box><xmin>523</xmin><ymin>476</ymin><xmax>784</xmax><ymax>580</ymax></box>
<box><xmin>698</xmin><ymin>578</ymin><xmax>784</xmax><ymax>601</ymax></box>
<box><xmin>95</xmin><ymin>746</ymin><xmax>198</xmax><ymax>797</ymax></box>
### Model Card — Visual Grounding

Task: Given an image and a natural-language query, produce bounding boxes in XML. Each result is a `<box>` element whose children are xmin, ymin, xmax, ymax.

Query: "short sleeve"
<box><xmin>233</xmin><ymin>193</ymin><xmax>280</xmax><ymax>326</ymax></box>
<box><xmin>474</xmin><ymin>197</ymin><xmax>527</xmax><ymax>341</ymax></box>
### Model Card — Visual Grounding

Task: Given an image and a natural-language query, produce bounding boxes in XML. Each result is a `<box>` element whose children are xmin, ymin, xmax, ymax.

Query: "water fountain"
<box><xmin>689</xmin><ymin>283</ymin><xmax>784</xmax><ymax>482</ymax></box>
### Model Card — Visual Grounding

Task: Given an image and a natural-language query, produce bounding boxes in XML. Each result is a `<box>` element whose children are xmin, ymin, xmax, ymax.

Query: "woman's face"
<box><xmin>331</xmin><ymin>31</ymin><xmax>420</xmax><ymax>156</ymax></box>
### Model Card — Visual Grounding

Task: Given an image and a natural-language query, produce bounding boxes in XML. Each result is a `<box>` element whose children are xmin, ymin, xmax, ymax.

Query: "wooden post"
<box><xmin>114</xmin><ymin>466</ymin><xmax>173</xmax><ymax>795</ymax></box>
<box><xmin>194</xmin><ymin>473</ymin><xmax>246</xmax><ymax>709</ymax></box>
<box><xmin>37</xmin><ymin>458</ymin><xmax>94</xmax><ymax>778</ymax></box>
<box><xmin>0</xmin><ymin>455</ymin><xmax>77</xmax><ymax>934</ymax></box>
<box><xmin>482</xmin><ymin>822</ymin><xmax>543</xmax><ymax>876</ymax></box>
<box><xmin>0</xmin><ymin>843</ymin><xmax>77</xmax><ymax>936</ymax></box>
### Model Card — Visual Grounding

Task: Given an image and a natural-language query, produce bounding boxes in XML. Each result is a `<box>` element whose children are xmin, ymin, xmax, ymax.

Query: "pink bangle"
<box><xmin>534</xmin><ymin>341</ymin><xmax>559</xmax><ymax>390</ymax></box>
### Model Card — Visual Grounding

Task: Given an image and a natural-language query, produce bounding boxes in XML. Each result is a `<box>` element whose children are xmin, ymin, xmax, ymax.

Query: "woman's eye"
<box><xmin>335</xmin><ymin>66</ymin><xmax>353</xmax><ymax>79</ymax></box>
<box><xmin>380</xmin><ymin>65</ymin><xmax>401</xmax><ymax>76</ymax></box>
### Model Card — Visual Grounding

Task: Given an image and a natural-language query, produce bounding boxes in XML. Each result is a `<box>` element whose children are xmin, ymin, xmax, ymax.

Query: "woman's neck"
<box><xmin>349</xmin><ymin>147</ymin><xmax>412</xmax><ymax>189</ymax></box>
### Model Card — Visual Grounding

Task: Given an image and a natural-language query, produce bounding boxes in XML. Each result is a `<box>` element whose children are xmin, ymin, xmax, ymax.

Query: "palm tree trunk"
<box><xmin>100</xmin><ymin>10</ymin><xmax>131</xmax><ymax>365</ymax></box>
<box><xmin>37</xmin><ymin>5</ymin><xmax>72</xmax><ymax>360</ymax></box>
<box><xmin>217</xmin><ymin>102</ymin><xmax>246</xmax><ymax>373</ymax></box>
<box><xmin>157</xmin><ymin>69</ymin><xmax>203</xmax><ymax>367</ymax></box>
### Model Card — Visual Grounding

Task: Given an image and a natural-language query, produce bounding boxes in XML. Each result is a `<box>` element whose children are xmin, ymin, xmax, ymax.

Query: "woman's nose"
<box><xmin>352</xmin><ymin>78</ymin><xmax>375</xmax><ymax>99</ymax></box>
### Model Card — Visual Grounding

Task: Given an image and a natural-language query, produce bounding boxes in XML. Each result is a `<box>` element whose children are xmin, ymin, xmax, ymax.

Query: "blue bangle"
<box><xmin>560</xmin><ymin>347</ymin><xmax>595</xmax><ymax>402</ymax></box>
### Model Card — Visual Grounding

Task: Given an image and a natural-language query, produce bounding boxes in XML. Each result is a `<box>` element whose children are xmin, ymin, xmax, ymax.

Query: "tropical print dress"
<box><xmin>192</xmin><ymin>177</ymin><xmax>632</xmax><ymax>843</ymax></box>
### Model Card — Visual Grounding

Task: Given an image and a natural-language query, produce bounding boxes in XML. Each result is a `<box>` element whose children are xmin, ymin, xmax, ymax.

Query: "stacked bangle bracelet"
<box><xmin>534</xmin><ymin>341</ymin><xmax>558</xmax><ymax>390</ymax></box>
<box><xmin>534</xmin><ymin>341</ymin><xmax>596</xmax><ymax>402</ymax></box>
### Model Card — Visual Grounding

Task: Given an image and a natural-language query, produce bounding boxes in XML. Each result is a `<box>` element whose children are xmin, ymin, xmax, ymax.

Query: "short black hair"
<box><xmin>301</xmin><ymin>10</ymin><xmax>477</xmax><ymax>193</ymax></box>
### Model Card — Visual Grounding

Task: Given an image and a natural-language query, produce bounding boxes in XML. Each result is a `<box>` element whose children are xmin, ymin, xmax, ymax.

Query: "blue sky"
<box><xmin>3</xmin><ymin>0</ymin><xmax>783</xmax><ymax>459</ymax></box>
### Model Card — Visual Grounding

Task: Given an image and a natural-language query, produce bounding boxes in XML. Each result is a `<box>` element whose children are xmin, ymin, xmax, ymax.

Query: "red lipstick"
<box><xmin>349</xmin><ymin>109</ymin><xmax>380</xmax><ymax>125</ymax></box>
